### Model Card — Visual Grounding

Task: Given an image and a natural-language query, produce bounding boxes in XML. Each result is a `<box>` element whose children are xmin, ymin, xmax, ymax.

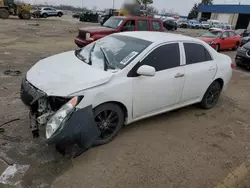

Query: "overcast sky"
<box><xmin>26</xmin><ymin>0</ymin><xmax>249</xmax><ymax>15</ymax></box>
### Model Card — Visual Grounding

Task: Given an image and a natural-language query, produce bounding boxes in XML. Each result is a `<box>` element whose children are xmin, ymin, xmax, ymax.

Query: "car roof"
<box><xmin>115</xmin><ymin>31</ymin><xmax>200</xmax><ymax>43</ymax></box>
<box><xmin>112</xmin><ymin>16</ymin><xmax>162</xmax><ymax>21</ymax></box>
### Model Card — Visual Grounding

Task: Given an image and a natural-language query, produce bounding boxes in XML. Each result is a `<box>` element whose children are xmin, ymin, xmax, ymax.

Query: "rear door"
<box><xmin>137</xmin><ymin>20</ymin><xmax>150</xmax><ymax>31</ymax></box>
<box><xmin>229</xmin><ymin>31</ymin><xmax>239</xmax><ymax>48</ymax></box>
<box><xmin>152</xmin><ymin>20</ymin><xmax>161</xmax><ymax>31</ymax></box>
<box><xmin>180</xmin><ymin>42</ymin><xmax>217</xmax><ymax>103</ymax></box>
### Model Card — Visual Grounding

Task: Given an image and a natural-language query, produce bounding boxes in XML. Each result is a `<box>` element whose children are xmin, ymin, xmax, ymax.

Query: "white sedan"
<box><xmin>21</xmin><ymin>31</ymin><xmax>232</xmax><ymax>151</ymax></box>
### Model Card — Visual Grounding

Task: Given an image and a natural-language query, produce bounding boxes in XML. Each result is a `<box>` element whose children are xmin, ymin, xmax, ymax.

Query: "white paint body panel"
<box><xmin>26</xmin><ymin>31</ymin><xmax>232</xmax><ymax>125</ymax></box>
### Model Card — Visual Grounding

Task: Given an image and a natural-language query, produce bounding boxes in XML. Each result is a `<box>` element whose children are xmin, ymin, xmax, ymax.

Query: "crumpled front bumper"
<box><xmin>20</xmin><ymin>79</ymin><xmax>101</xmax><ymax>154</ymax></box>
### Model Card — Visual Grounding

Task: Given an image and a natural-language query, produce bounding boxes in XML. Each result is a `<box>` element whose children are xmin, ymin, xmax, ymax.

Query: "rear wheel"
<box><xmin>92</xmin><ymin>103</ymin><xmax>125</xmax><ymax>146</ymax></box>
<box><xmin>0</xmin><ymin>9</ymin><xmax>10</xmax><ymax>19</ymax></box>
<box><xmin>200</xmin><ymin>81</ymin><xmax>222</xmax><ymax>109</ymax></box>
<box><xmin>21</xmin><ymin>10</ymin><xmax>31</xmax><ymax>20</ymax></box>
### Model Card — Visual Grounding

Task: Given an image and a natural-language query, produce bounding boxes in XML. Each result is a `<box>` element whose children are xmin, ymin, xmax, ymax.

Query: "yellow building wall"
<box><xmin>197</xmin><ymin>12</ymin><xmax>202</xmax><ymax>19</ymax></box>
<box><xmin>228</xmin><ymin>14</ymin><xmax>239</xmax><ymax>28</ymax></box>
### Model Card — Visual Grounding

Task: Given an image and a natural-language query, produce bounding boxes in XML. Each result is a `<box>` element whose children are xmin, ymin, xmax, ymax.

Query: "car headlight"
<box><xmin>46</xmin><ymin>96</ymin><xmax>80</xmax><ymax>139</ymax></box>
<box><xmin>86</xmin><ymin>33</ymin><xmax>91</xmax><ymax>39</ymax></box>
<box><xmin>240</xmin><ymin>46</ymin><xmax>247</xmax><ymax>52</ymax></box>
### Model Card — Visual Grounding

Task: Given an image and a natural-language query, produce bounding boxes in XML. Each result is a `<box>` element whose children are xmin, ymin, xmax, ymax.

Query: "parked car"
<box><xmin>240</xmin><ymin>35</ymin><xmax>250</xmax><ymax>47</ymax></box>
<box><xmin>201</xmin><ymin>21</ymin><xmax>210</xmax><ymax>29</ymax></box>
<box><xmin>207</xmin><ymin>19</ymin><xmax>220</xmax><ymax>28</ymax></box>
<box><xmin>21</xmin><ymin>31</ymin><xmax>232</xmax><ymax>153</ymax></box>
<box><xmin>198</xmin><ymin>30</ymin><xmax>241</xmax><ymax>51</ymax></box>
<box><xmin>235</xmin><ymin>29</ymin><xmax>250</xmax><ymax>37</ymax></box>
<box><xmin>209</xmin><ymin>23</ymin><xmax>233</xmax><ymax>31</ymax></box>
<box><xmin>37</xmin><ymin>7</ymin><xmax>64</xmax><ymax>18</ymax></box>
<box><xmin>75</xmin><ymin>16</ymin><xmax>164</xmax><ymax>48</ymax></box>
<box><xmin>177</xmin><ymin>19</ymin><xmax>188</xmax><ymax>28</ymax></box>
<box><xmin>188</xmin><ymin>20</ymin><xmax>201</xmax><ymax>29</ymax></box>
<box><xmin>72</xmin><ymin>12</ymin><xmax>81</xmax><ymax>19</ymax></box>
<box><xmin>99</xmin><ymin>8</ymin><xmax>116</xmax><ymax>25</ymax></box>
<box><xmin>235</xmin><ymin>42</ymin><xmax>250</xmax><ymax>68</ymax></box>
<box><xmin>163</xmin><ymin>19</ymin><xmax>177</xmax><ymax>30</ymax></box>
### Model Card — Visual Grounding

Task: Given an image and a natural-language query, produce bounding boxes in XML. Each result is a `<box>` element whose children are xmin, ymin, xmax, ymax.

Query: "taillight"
<box><xmin>231</xmin><ymin>63</ymin><xmax>235</xmax><ymax>69</ymax></box>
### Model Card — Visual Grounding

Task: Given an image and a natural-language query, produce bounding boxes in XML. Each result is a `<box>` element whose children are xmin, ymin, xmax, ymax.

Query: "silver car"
<box><xmin>39</xmin><ymin>7</ymin><xmax>64</xmax><ymax>18</ymax></box>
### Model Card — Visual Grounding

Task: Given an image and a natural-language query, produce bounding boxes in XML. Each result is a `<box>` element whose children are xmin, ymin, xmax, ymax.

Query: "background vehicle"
<box><xmin>22</xmin><ymin>31</ymin><xmax>232</xmax><ymax>150</ymax></box>
<box><xmin>177</xmin><ymin>19</ymin><xmax>188</xmax><ymax>28</ymax></box>
<box><xmin>188</xmin><ymin>20</ymin><xmax>201</xmax><ymax>29</ymax></box>
<box><xmin>75</xmin><ymin>16</ymin><xmax>164</xmax><ymax>47</ymax></box>
<box><xmin>99</xmin><ymin>8</ymin><xmax>117</xmax><ymax>25</ymax></box>
<box><xmin>207</xmin><ymin>19</ymin><xmax>220</xmax><ymax>28</ymax></box>
<box><xmin>0</xmin><ymin>0</ymin><xmax>31</xmax><ymax>19</ymax></box>
<box><xmin>38</xmin><ymin>7</ymin><xmax>63</xmax><ymax>18</ymax></box>
<box><xmin>240</xmin><ymin>34</ymin><xmax>250</xmax><ymax>46</ymax></box>
<box><xmin>235</xmin><ymin>29</ymin><xmax>250</xmax><ymax>37</ymax></box>
<box><xmin>209</xmin><ymin>23</ymin><xmax>233</xmax><ymax>31</ymax></box>
<box><xmin>163</xmin><ymin>19</ymin><xmax>177</xmax><ymax>30</ymax></box>
<box><xmin>72</xmin><ymin>12</ymin><xmax>81</xmax><ymax>19</ymax></box>
<box><xmin>199</xmin><ymin>30</ymin><xmax>241</xmax><ymax>51</ymax></box>
<box><xmin>235</xmin><ymin>42</ymin><xmax>250</xmax><ymax>68</ymax></box>
<box><xmin>201</xmin><ymin>21</ymin><xmax>209</xmax><ymax>29</ymax></box>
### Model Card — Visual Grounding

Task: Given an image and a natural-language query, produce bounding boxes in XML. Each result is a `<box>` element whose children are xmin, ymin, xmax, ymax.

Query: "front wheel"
<box><xmin>200</xmin><ymin>81</ymin><xmax>222</xmax><ymax>109</ymax></box>
<box><xmin>215</xmin><ymin>44</ymin><xmax>220</xmax><ymax>52</ymax></box>
<box><xmin>58</xmin><ymin>12</ymin><xmax>63</xmax><ymax>17</ymax></box>
<box><xmin>43</xmin><ymin>13</ymin><xmax>48</xmax><ymax>18</ymax></box>
<box><xmin>92</xmin><ymin>103</ymin><xmax>124</xmax><ymax>146</ymax></box>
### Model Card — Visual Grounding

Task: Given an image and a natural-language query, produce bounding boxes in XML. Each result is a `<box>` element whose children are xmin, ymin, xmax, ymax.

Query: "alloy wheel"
<box><xmin>206</xmin><ymin>85</ymin><xmax>220</xmax><ymax>106</ymax></box>
<box><xmin>94</xmin><ymin>110</ymin><xmax>119</xmax><ymax>140</ymax></box>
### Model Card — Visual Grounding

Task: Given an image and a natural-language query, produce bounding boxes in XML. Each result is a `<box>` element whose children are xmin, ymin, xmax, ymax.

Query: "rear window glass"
<box><xmin>138</xmin><ymin>20</ymin><xmax>150</xmax><ymax>31</ymax></box>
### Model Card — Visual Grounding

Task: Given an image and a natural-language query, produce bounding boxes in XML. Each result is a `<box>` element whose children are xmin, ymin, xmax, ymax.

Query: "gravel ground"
<box><xmin>0</xmin><ymin>16</ymin><xmax>250</xmax><ymax>188</ymax></box>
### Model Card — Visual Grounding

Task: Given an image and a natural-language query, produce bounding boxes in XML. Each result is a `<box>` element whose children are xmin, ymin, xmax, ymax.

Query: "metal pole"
<box><xmin>112</xmin><ymin>0</ymin><xmax>115</xmax><ymax>9</ymax></box>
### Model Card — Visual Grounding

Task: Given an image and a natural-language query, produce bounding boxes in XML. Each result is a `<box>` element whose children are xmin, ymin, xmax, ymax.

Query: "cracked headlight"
<box><xmin>46</xmin><ymin>96</ymin><xmax>79</xmax><ymax>139</ymax></box>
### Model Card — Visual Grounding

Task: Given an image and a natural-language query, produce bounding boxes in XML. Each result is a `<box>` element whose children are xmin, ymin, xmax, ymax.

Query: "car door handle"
<box><xmin>174</xmin><ymin>73</ymin><xmax>184</xmax><ymax>78</ymax></box>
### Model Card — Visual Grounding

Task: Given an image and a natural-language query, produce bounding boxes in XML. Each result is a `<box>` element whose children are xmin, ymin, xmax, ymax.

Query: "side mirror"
<box><xmin>137</xmin><ymin>65</ymin><xmax>156</xmax><ymax>77</ymax></box>
<box><xmin>221</xmin><ymin>36</ymin><xmax>226</xmax><ymax>40</ymax></box>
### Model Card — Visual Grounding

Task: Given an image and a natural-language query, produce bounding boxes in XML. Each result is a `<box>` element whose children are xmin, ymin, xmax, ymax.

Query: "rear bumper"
<box><xmin>74</xmin><ymin>37</ymin><xmax>92</xmax><ymax>48</ymax></box>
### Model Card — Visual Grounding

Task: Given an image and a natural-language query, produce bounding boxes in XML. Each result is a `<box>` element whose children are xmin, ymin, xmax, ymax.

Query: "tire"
<box><xmin>18</xmin><ymin>14</ymin><xmax>23</xmax><ymax>19</ymax></box>
<box><xmin>200</xmin><ymin>81</ymin><xmax>222</xmax><ymax>109</ymax></box>
<box><xmin>92</xmin><ymin>103</ymin><xmax>125</xmax><ymax>146</ymax></box>
<box><xmin>0</xmin><ymin>9</ymin><xmax>9</xmax><ymax>19</ymax></box>
<box><xmin>57</xmin><ymin>12</ymin><xmax>63</xmax><ymax>17</ymax></box>
<box><xmin>215</xmin><ymin>44</ymin><xmax>220</xmax><ymax>52</ymax></box>
<box><xmin>21</xmin><ymin>10</ymin><xmax>31</xmax><ymax>20</ymax></box>
<box><xmin>232</xmin><ymin>42</ymin><xmax>239</xmax><ymax>51</ymax></box>
<box><xmin>43</xmin><ymin>13</ymin><xmax>48</xmax><ymax>18</ymax></box>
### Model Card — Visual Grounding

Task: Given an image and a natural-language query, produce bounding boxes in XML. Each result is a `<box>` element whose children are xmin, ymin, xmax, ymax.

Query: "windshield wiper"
<box><xmin>88</xmin><ymin>42</ymin><xmax>96</xmax><ymax>65</ymax></box>
<box><xmin>99</xmin><ymin>46</ymin><xmax>115</xmax><ymax>71</ymax></box>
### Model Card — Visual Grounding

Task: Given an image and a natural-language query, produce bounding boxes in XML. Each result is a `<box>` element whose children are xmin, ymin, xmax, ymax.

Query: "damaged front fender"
<box><xmin>46</xmin><ymin>105</ymin><xmax>101</xmax><ymax>149</ymax></box>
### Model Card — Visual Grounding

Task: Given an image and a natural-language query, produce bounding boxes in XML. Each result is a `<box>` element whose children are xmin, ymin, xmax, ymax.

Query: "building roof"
<box><xmin>198</xmin><ymin>4</ymin><xmax>250</xmax><ymax>14</ymax></box>
<box><xmin>116</xmin><ymin>31</ymin><xmax>199</xmax><ymax>43</ymax></box>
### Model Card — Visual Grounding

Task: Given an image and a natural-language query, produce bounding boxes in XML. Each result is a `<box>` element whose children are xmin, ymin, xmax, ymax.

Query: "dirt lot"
<box><xmin>1</xmin><ymin>16</ymin><xmax>250</xmax><ymax>188</ymax></box>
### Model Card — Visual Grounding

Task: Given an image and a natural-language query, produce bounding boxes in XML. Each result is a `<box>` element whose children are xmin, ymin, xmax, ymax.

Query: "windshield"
<box><xmin>103</xmin><ymin>18</ymin><xmax>124</xmax><ymax>29</ymax></box>
<box><xmin>76</xmin><ymin>35</ymin><xmax>152</xmax><ymax>70</ymax></box>
<box><xmin>201</xmin><ymin>31</ymin><xmax>222</xmax><ymax>38</ymax></box>
<box><xmin>202</xmin><ymin>21</ymin><xmax>208</xmax><ymax>24</ymax></box>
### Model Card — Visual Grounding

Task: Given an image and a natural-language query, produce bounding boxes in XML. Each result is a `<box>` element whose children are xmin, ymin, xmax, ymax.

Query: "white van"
<box><xmin>207</xmin><ymin>19</ymin><xmax>220</xmax><ymax>28</ymax></box>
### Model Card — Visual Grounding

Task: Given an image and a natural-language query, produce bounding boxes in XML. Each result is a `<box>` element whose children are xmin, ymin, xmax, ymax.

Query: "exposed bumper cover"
<box><xmin>46</xmin><ymin>105</ymin><xmax>101</xmax><ymax>149</ymax></box>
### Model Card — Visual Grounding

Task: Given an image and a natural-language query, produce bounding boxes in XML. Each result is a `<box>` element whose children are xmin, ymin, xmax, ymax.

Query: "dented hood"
<box><xmin>26</xmin><ymin>51</ymin><xmax>113</xmax><ymax>96</ymax></box>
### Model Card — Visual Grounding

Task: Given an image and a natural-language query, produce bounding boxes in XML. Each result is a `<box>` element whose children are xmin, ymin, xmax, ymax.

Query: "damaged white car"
<box><xmin>21</xmin><ymin>31</ymin><xmax>232</xmax><ymax>153</ymax></box>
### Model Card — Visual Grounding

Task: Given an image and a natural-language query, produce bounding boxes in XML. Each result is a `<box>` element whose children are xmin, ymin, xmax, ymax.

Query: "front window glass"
<box><xmin>76</xmin><ymin>35</ymin><xmax>151</xmax><ymax>71</ymax></box>
<box><xmin>103</xmin><ymin>18</ymin><xmax>124</xmax><ymax>29</ymax></box>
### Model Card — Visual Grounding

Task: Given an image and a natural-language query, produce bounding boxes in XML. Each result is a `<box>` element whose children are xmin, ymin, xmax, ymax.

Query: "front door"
<box><xmin>180</xmin><ymin>42</ymin><xmax>217</xmax><ymax>103</ymax></box>
<box><xmin>220</xmin><ymin>31</ymin><xmax>230</xmax><ymax>49</ymax></box>
<box><xmin>131</xmin><ymin>43</ymin><xmax>185</xmax><ymax>118</ymax></box>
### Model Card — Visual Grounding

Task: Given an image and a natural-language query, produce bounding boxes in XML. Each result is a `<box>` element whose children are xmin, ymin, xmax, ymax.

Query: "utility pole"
<box><xmin>112</xmin><ymin>0</ymin><xmax>115</xmax><ymax>8</ymax></box>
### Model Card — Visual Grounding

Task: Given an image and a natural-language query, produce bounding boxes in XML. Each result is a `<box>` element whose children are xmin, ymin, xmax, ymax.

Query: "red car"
<box><xmin>75</xmin><ymin>16</ymin><xmax>164</xmax><ymax>48</ymax></box>
<box><xmin>198</xmin><ymin>30</ymin><xmax>241</xmax><ymax>51</ymax></box>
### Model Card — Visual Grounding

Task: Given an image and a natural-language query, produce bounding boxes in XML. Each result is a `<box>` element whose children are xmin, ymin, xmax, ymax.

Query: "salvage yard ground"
<box><xmin>0</xmin><ymin>16</ymin><xmax>250</xmax><ymax>188</ymax></box>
